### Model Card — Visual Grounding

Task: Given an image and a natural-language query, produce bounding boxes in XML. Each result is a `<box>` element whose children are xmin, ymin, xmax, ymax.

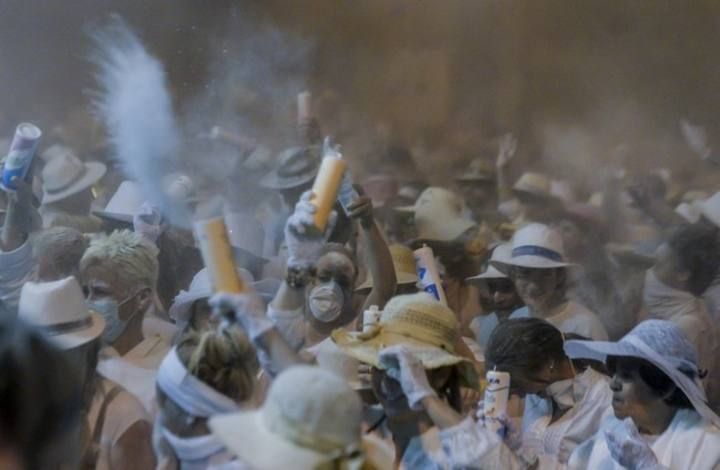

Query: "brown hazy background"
<box><xmin>1</xmin><ymin>0</ymin><xmax>719</xmax><ymax>187</ymax></box>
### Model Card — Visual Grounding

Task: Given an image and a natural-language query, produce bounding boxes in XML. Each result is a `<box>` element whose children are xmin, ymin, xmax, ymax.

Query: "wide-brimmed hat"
<box><xmin>466</xmin><ymin>243</ymin><xmax>511</xmax><ymax>282</ymax></box>
<box><xmin>332</xmin><ymin>292</ymin><xmax>478</xmax><ymax>387</ymax></box>
<box><xmin>492</xmin><ymin>223</ymin><xmax>573</xmax><ymax>273</ymax></box>
<box><xmin>209</xmin><ymin>365</ymin><xmax>389</xmax><ymax>470</ymax></box>
<box><xmin>224</xmin><ymin>212</ymin><xmax>269</xmax><ymax>266</ymax></box>
<box><xmin>402</xmin><ymin>187</ymin><xmax>476</xmax><ymax>242</ymax></box>
<box><xmin>41</xmin><ymin>147</ymin><xmax>106</xmax><ymax>204</ymax></box>
<box><xmin>93</xmin><ymin>181</ymin><xmax>146</xmax><ymax>224</ymax></box>
<box><xmin>356</xmin><ymin>244</ymin><xmax>419</xmax><ymax>292</ymax></box>
<box><xmin>700</xmin><ymin>192</ymin><xmax>720</xmax><ymax>229</ymax></box>
<box><xmin>18</xmin><ymin>277</ymin><xmax>105</xmax><ymax>350</ymax></box>
<box><xmin>455</xmin><ymin>158</ymin><xmax>495</xmax><ymax>183</ymax></box>
<box><xmin>259</xmin><ymin>146</ymin><xmax>321</xmax><ymax>190</ymax></box>
<box><xmin>512</xmin><ymin>172</ymin><xmax>553</xmax><ymax>201</ymax></box>
<box><xmin>565</xmin><ymin>319</ymin><xmax>720</xmax><ymax>428</ymax></box>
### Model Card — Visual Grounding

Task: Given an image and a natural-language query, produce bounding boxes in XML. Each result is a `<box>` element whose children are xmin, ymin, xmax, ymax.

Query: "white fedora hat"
<box><xmin>210</xmin><ymin>365</ymin><xmax>379</xmax><ymax>470</ymax></box>
<box><xmin>18</xmin><ymin>277</ymin><xmax>105</xmax><ymax>350</ymax></box>
<box><xmin>492</xmin><ymin>223</ymin><xmax>573</xmax><ymax>272</ymax></box>
<box><xmin>700</xmin><ymin>192</ymin><xmax>720</xmax><ymax>229</ymax></box>
<box><xmin>466</xmin><ymin>243</ymin><xmax>512</xmax><ymax>282</ymax></box>
<box><xmin>94</xmin><ymin>181</ymin><xmax>146</xmax><ymax>224</ymax></box>
<box><xmin>41</xmin><ymin>147</ymin><xmax>106</xmax><ymax>204</ymax></box>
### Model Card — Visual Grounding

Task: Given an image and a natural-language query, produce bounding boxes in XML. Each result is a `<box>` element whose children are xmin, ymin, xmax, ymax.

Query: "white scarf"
<box><xmin>156</xmin><ymin>348</ymin><xmax>239</xmax><ymax>417</ymax></box>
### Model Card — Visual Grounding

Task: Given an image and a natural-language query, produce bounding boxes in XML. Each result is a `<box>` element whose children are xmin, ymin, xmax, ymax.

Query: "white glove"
<box><xmin>209</xmin><ymin>292</ymin><xmax>273</xmax><ymax>341</ymax></box>
<box><xmin>605</xmin><ymin>418</ymin><xmax>666</xmax><ymax>470</ymax></box>
<box><xmin>475</xmin><ymin>401</ymin><xmax>523</xmax><ymax>450</ymax></box>
<box><xmin>284</xmin><ymin>191</ymin><xmax>326</xmax><ymax>269</ymax></box>
<box><xmin>378</xmin><ymin>345</ymin><xmax>436</xmax><ymax>410</ymax></box>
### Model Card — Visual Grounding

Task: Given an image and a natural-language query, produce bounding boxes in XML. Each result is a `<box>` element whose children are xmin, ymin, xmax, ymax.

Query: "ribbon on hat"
<box><xmin>512</xmin><ymin>245</ymin><xmax>563</xmax><ymax>262</ymax></box>
<box><xmin>156</xmin><ymin>348</ymin><xmax>240</xmax><ymax>418</ymax></box>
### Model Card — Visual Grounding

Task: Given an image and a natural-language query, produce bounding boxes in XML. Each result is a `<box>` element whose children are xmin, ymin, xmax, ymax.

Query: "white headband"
<box><xmin>157</xmin><ymin>347</ymin><xmax>240</xmax><ymax>417</ymax></box>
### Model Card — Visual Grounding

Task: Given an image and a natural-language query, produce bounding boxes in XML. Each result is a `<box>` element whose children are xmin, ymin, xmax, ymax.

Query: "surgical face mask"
<box><xmin>87</xmin><ymin>293</ymin><xmax>139</xmax><ymax>344</ymax></box>
<box><xmin>308</xmin><ymin>281</ymin><xmax>345</xmax><ymax>322</ymax></box>
<box><xmin>545</xmin><ymin>378</ymin><xmax>576</xmax><ymax>411</ymax></box>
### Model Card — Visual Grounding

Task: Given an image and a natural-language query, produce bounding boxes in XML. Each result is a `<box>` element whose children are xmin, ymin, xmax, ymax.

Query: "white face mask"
<box><xmin>545</xmin><ymin>378</ymin><xmax>576</xmax><ymax>410</ymax></box>
<box><xmin>87</xmin><ymin>292</ymin><xmax>141</xmax><ymax>344</ymax></box>
<box><xmin>308</xmin><ymin>281</ymin><xmax>345</xmax><ymax>323</ymax></box>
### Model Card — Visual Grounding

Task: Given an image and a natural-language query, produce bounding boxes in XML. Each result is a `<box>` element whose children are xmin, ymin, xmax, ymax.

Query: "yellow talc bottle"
<box><xmin>309</xmin><ymin>156</ymin><xmax>346</xmax><ymax>232</ymax></box>
<box><xmin>194</xmin><ymin>217</ymin><xmax>245</xmax><ymax>294</ymax></box>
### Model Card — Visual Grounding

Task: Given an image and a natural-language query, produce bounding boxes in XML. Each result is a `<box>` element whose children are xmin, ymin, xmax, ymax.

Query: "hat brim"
<box><xmin>332</xmin><ymin>329</ymin><xmax>478</xmax><ymax>388</ymax></box>
<box><xmin>465</xmin><ymin>265</ymin><xmax>507</xmax><ymax>282</ymax></box>
<box><xmin>210</xmin><ymin>411</ymin><xmax>329</xmax><ymax>470</ymax></box>
<box><xmin>355</xmin><ymin>272</ymin><xmax>418</xmax><ymax>292</ymax></box>
<box><xmin>491</xmin><ymin>257</ymin><xmax>573</xmax><ymax>275</ymax></box>
<box><xmin>565</xmin><ymin>339</ymin><xmax>720</xmax><ymax>428</ymax></box>
<box><xmin>48</xmin><ymin>311</ymin><xmax>106</xmax><ymax>350</ymax></box>
<box><xmin>414</xmin><ymin>218</ymin><xmax>477</xmax><ymax>243</ymax></box>
<box><xmin>42</xmin><ymin>162</ymin><xmax>107</xmax><ymax>204</ymax></box>
<box><xmin>93</xmin><ymin>210</ymin><xmax>134</xmax><ymax>224</ymax></box>
<box><xmin>259</xmin><ymin>170</ymin><xmax>317</xmax><ymax>190</ymax></box>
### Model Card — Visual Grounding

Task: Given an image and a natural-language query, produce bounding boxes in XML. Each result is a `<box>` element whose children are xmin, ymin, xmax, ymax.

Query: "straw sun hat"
<box><xmin>93</xmin><ymin>180</ymin><xmax>146</xmax><ymax>224</ymax></box>
<box><xmin>18</xmin><ymin>277</ymin><xmax>105</xmax><ymax>350</ymax></box>
<box><xmin>356</xmin><ymin>244</ymin><xmax>419</xmax><ymax>292</ymax></box>
<box><xmin>209</xmin><ymin>365</ymin><xmax>393</xmax><ymax>470</ymax></box>
<box><xmin>332</xmin><ymin>292</ymin><xmax>478</xmax><ymax>387</ymax></box>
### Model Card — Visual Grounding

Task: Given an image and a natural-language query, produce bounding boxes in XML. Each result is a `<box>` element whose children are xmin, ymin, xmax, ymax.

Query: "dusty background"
<box><xmin>1</xmin><ymin>0</ymin><xmax>719</xmax><ymax>188</ymax></box>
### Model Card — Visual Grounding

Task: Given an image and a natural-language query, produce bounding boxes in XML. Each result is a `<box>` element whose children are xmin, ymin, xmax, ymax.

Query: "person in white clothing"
<box><xmin>642</xmin><ymin>223</ymin><xmax>720</xmax><ymax>411</ymax></box>
<box><xmin>566</xmin><ymin>319</ymin><xmax>720</xmax><ymax>469</ymax></box>
<box><xmin>154</xmin><ymin>325</ymin><xmax>261</xmax><ymax>470</ymax></box>
<box><xmin>378</xmin><ymin>317</ymin><xmax>612</xmax><ymax>468</ymax></box>
<box><xmin>18</xmin><ymin>277</ymin><xmax>155</xmax><ymax>469</ymax></box>
<box><xmin>493</xmin><ymin>223</ymin><xmax>609</xmax><ymax>340</ymax></box>
<box><xmin>81</xmin><ymin>229</ymin><xmax>172</xmax><ymax>415</ymax></box>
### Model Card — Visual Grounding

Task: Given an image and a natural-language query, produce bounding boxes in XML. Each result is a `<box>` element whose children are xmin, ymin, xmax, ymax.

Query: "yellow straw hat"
<box><xmin>332</xmin><ymin>292</ymin><xmax>478</xmax><ymax>388</ymax></box>
<box><xmin>356</xmin><ymin>244</ymin><xmax>419</xmax><ymax>292</ymax></box>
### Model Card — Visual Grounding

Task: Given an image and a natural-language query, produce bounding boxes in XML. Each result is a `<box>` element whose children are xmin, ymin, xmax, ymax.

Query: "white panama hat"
<box><xmin>94</xmin><ymin>180</ymin><xmax>146</xmax><ymax>224</ymax></box>
<box><xmin>210</xmin><ymin>365</ymin><xmax>385</xmax><ymax>470</ymax></box>
<box><xmin>492</xmin><ymin>223</ymin><xmax>573</xmax><ymax>273</ymax></box>
<box><xmin>466</xmin><ymin>243</ymin><xmax>512</xmax><ymax>282</ymax></box>
<box><xmin>41</xmin><ymin>147</ymin><xmax>106</xmax><ymax>204</ymax></box>
<box><xmin>565</xmin><ymin>319</ymin><xmax>720</xmax><ymax>428</ymax></box>
<box><xmin>18</xmin><ymin>277</ymin><xmax>105</xmax><ymax>350</ymax></box>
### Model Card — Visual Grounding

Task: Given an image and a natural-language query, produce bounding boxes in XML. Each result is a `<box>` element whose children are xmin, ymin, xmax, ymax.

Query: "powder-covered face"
<box><xmin>608</xmin><ymin>357</ymin><xmax>670</xmax><ymax>424</ymax></box>
<box><xmin>511</xmin><ymin>266</ymin><xmax>564</xmax><ymax>313</ymax></box>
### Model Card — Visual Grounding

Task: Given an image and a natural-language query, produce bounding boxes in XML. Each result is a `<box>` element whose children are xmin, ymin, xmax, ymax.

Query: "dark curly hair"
<box><xmin>668</xmin><ymin>223</ymin><xmax>720</xmax><ymax>296</ymax></box>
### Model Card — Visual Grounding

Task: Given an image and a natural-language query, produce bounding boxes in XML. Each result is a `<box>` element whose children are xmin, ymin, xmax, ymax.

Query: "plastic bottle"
<box><xmin>309</xmin><ymin>138</ymin><xmax>347</xmax><ymax>232</ymax></box>
<box><xmin>413</xmin><ymin>245</ymin><xmax>449</xmax><ymax>306</ymax></box>
<box><xmin>194</xmin><ymin>217</ymin><xmax>245</xmax><ymax>294</ymax></box>
<box><xmin>2</xmin><ymin>123</ymin><xmax>42</xmax><ymax>191</ymax></box>
<box><xmin>484</xmin><ymin>370</ymin><xmax>511</xmax><ymax>435</ymax></box>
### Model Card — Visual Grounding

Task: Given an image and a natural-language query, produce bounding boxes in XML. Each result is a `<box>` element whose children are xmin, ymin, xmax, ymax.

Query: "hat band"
<box><xmin>45</xmin><ymin>165</ymin><xmax>88</xmax><ymax>194</ymax></box>
<box><xmin>41</xmin><ymin>316</ymin><xmax>93</xmax><ymax>336</ymax></box>
<box><xmin>512</xmin><ymin>245</ymin><xmax>563</xmax><ymax>262</ymax></box>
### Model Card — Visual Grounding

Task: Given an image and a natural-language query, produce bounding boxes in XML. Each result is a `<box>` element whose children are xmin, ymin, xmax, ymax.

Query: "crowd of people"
<box><xmin>2</xmin><ymin>85</ymin><xmax>720</xmax><ymax>470</ymax></box>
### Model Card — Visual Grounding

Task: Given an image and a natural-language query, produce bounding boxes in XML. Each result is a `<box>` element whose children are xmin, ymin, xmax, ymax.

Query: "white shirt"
<box><xmin>513</xmin><ymin>301</ymin><xmax>609</xmax><ymax>341</ymax></box>
<box><xmin>568</xmin><ymin>409</ymin><xmax>720</xmax><ymax>469</ymax></box>
<box><xmin>405</xmin><ymin>368</ymin><xmax>613</xmax><ymax>469</ymax></box>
